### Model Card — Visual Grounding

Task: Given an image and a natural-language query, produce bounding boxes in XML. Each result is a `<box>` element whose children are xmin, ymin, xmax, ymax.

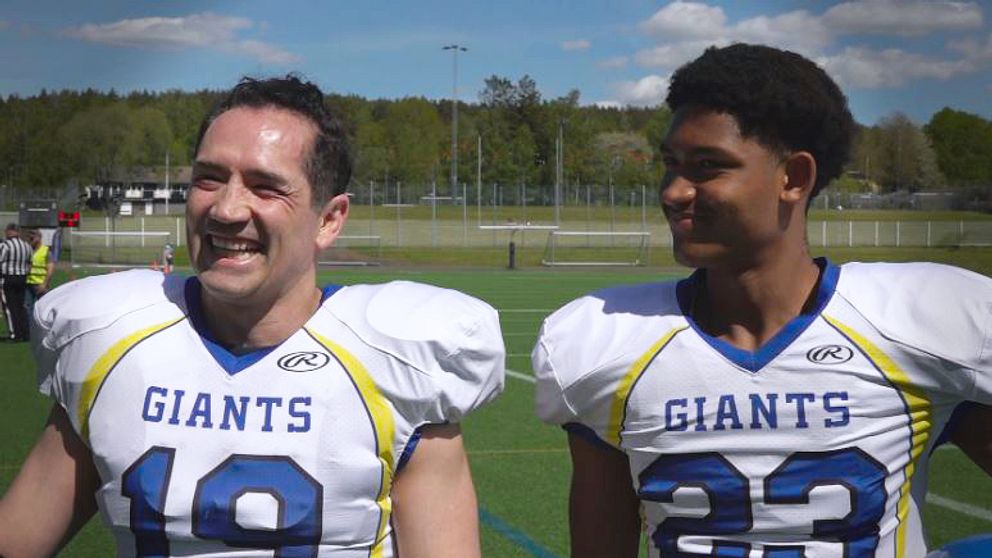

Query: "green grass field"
<box><xmin>2</xmin><ymin>251</ymin><xmax>991</xmax><ymax>556</ymax></box>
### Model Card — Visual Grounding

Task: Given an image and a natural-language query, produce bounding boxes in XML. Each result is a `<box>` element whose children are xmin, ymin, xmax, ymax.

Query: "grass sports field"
<box><xmin>2</xmin><ymin>248</ymin><xmax>991</xmax><ymax>556</ymax></box>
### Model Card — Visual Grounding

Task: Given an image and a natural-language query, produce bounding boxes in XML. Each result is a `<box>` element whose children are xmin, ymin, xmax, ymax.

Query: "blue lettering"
<box><xmin>257</xmin><ymin>397</ymin><xmax>283</xmax><ymax>432</ymax></box>
<box><xmin>288</xmin><ymin>397</ymin><xmax>312</xmax><ymax>433</ymax></box>
<box><xmin>142</xmin><ymin>386</ymin><xmax>168</xmax><ymax>422</ymax></box>
<box><xmin>693</xmin><ymin>396</ymin><xmax>707</xmax><ymax>432</ymax></box>
<box><xmin>749</xmin><ymin>393</ymin><xmax>778</xmax><ymax>429</ymax></box>
<box><xmin>167</xmin><ymin>390</ymin><xmax>186</xmax><ymax>425</ymax></box>
<box><xmin>220</xmin><ymin>396</ymin><xmax>250</xmax><ymax>431</ymax></box>
<box><xmin>786</xmin><ymin>393</ymin><xmax>816</xmax><ymax>429</ymax></box>
<box><xmin>824</xmin><ymin>391</ymin><xmax>850</xmax><ymax>428</ymax></box>
<box><xmin>185</xmin><ymin>393</ymin><xmax>214</xmax><ymax>428</ymax></box>
<box><xmin>714</xmin><ymin>395</ymin><xmax>743</xmax><ymax>430</ymax></box>
<box><xmin>665</xmin><ymin>399</ymin><xmax>688</xmax><ymax>432</ymax></box>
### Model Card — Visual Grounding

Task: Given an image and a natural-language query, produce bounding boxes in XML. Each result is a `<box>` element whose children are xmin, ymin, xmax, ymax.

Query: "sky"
<box><xmin>1</xmin><ymin>0</ymin><xmax>990</xmax><ymax>126</ymax></box>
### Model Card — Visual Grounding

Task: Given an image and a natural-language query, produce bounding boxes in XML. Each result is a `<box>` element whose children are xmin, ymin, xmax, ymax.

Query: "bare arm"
<box><xmin>390</xmin><ymin>423</ymin><xmax>481</xmax><ymax>558</ymax></box>
<box><xmin>951</xmin><ymin>403</ymin><xmax>992</xmax><ymax>476</ymax></box>
<box><xmin>0</xmin><ymin>404</ymin><xmax>100</xmax><ymax>558</ymax></box>
<box><xmin>568</xmin><ymin>431</ymin><xmax>641</xmax><ymax>558</ymax></box>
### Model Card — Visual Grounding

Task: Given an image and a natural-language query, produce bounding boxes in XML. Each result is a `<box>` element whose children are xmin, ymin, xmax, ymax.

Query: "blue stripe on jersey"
<box><xmin>676</xmin><ymin>257</ymin><xmax>840</xmax><ymax>373</ymax></box>
<box><xmin>183</xmin><ymin>278</ymin><xmax>276</xmax><ymax>375</ymax></box>
<box><xmin>396</xmin><ymin>427</ymin><xmax>423</xmax><ymax>472</ymax></box>
<box><xmin>321</xmin><ymin>284</ymin><xmax>343</xmax><ymax>301</ymax></box>
<box><xmin>562</xmin><ymin>422</ymin><xmax>622</xmax><ymax>453</ymax></box>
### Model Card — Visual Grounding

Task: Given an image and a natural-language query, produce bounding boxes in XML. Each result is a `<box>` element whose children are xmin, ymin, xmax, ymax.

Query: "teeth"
<box><xmin>211</xmin><ymin>237</ymin><xmax>259</xmax><ymax>253</ymax></box>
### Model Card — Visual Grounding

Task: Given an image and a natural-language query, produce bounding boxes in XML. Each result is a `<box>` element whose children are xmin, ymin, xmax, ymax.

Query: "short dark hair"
<box><xmin>194</xmin><ymin>74</ymin><xmax>352</xmax><ymax>205</ymax></box>
<box><xmin>666</xmin><ymin>43</ymin><xmax>855</xmax><ymax>197</ymax></box>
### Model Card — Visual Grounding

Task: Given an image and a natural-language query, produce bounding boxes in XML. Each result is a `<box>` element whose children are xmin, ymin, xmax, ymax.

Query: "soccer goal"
<box><xmin>319</xmin><ymin>235</ymin><xmax>383</xmax><ymax>266</ymax></box>
<box><xmin>541</xmin><ymin>231</ymin><xmax>651</xmax><ymax>267</ymax></box>
<box><xmin>69</xmin><ymin>230</ymin><xmax>173</xmax><ymax>269</ymax></box>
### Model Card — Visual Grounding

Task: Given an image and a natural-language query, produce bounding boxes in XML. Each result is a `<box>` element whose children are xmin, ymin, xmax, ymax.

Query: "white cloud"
<box><xmin>639</xmin><ymin>1</ymin><xmax>726</xmax><ymax>41</ymax></box>
<box><xmin>824</xmin><ymin>0</ymin><xmax>983</xmax><ymax>36</ymax></box>
<box><xmin>949</xmin><ymin>32</ymin><xmax>992</xmax><ymax>62</ymax></box>
<box><xmin>634</xmin><ymin>41</ymin><xmax>718</xmax><ymax>70</ymax></box>
<box><xmin>611</xmin><ymin>75</ymin><xmax>670</xmax><ymax>107</ymax></box>
<box><xmin>819</xmin><ymin>46</ymin><xmax>974</xmax><ymax>88</ymax></box>
<box><xmin>63</xmin><ymin>13</ymin><xmax>300</xmax><ymax>64</ymax></box>
<box><xmin>561</xmin><ymin>39</ymin><xmax>591</xmax><ymax>51</ymax></box>
<box><xmin>732</xmin><ymin>10</ymin><xmax>832</xmax><ymax>53</ymax></box>
<box><xmin>627</xmin><ymin>2</ymin><xmax>989</xmax><ymax>92</ymax></box>
<box><xmin>597</xmin><ymin>56</ymin><xmax>629</xmax><ymax>69</ymax></box>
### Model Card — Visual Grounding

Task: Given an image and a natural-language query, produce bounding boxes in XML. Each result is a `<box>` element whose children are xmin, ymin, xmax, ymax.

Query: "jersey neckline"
<box><xmin>183</xmin><ymin>278</ymin><xmax>343</xmax><ymax>375</ymax></box>
<box><xmin>675</xmin><ymin>257</ymin><xmax>840</xmax><ymax>373</ymax></box>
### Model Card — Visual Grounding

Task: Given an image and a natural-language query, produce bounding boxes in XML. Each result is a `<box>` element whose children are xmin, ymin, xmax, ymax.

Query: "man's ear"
<box><xmin>780</xmin><ymin>151</ymin><xmax>817</xmax><ymax>205</ymax></box>
<box><xmin>315</xmin><ymin>193</ymin><xmax>349</xmax><ymax>251</ymax></box>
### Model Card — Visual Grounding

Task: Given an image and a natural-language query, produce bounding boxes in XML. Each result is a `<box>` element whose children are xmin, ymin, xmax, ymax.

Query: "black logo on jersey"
<box><xmin>806</xmin><ymin>345</ymin><xmax>854</xmax><ymax>365</ymax></box>
<box><xmin>278</xmin><ymin>352</ymin><xmax>330</xmax><ymax>372</ymax></box>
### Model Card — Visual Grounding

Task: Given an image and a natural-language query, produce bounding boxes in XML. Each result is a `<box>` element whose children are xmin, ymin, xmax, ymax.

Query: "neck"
<box><xmin>200</xmin><ymin>276</ymin><xmax>321</xmax><ymax>353</ymax></box>
<box><xmin>693</xmin><ymin>245</ymin><xmax>821</xmax><ymax>351</ymax></box>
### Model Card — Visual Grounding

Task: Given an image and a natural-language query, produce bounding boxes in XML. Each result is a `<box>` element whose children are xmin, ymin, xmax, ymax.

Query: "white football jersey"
<box><xmin>34</xmin><ymin>270</ymin><xmax>505</xmax><ymax>557</ymax></box>
<box><xmin>534</xmin><ymin>260</ymin><xmax>992</xmax><ymax>558</ymax></box>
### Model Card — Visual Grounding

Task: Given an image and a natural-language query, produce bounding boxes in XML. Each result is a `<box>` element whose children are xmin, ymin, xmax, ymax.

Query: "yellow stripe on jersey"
<box><xmin>824</xmin><ymin>315</ymin><xmax>931</xmax><ymax>558</ymax></box>
<box><xmin>306</xmin><ymin>329</ymin><xmax>395</xmax><ymax>558</ymax></box>
<box><xmin>79</xmin><ymin>318</ymin><xmax>185</xmax><ymax>442</ymax></box>
<box><xmin>607</xmin><ymin>326</ymin><xmax>688</xmax><ymax>447</ymax></box>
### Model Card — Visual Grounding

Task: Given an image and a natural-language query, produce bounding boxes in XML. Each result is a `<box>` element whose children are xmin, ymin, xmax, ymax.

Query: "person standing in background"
<box><xmin>0</xmin><ymin>223</ymin><xmax>33</xmax><ymax>341</ymax></box>
<box><xmin>26</xmin><ymin>229</ymin><xmax>54</xmax><ymax>314</ymax></box>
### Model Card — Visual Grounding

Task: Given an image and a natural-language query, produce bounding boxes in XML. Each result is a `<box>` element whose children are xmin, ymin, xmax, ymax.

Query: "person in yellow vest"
<box><xmin>26</xmin><ymin>229</ymin><xmax>54</xmax><ymax>314</ymax></box>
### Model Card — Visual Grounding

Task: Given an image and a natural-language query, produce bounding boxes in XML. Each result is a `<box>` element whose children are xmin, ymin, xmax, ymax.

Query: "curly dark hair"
<box><xmin>194</xmin><ymin>74</ymin><xmax>352</xmax><ymax>205</ymax></box>
<box><xmin>666</xmin><ymin>43</ymin><xmax>854</xmax><ymax>198</ymax></box>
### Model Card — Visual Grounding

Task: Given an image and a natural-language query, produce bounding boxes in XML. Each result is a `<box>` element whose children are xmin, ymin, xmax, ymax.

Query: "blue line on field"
<box><xmin>479</xmin><ymin>506</ymin><xmax>561</xmax><ymax>558</ymax></box>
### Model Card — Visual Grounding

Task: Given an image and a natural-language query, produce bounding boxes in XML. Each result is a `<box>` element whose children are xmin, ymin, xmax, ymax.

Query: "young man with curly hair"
<box><xmin>533</xmin><ymin>43</ymin><xmax>992</xmax><ymax>558</ymax></box>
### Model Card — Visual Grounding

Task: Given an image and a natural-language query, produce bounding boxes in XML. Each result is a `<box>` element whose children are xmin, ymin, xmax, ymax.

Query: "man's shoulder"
<box><xmin>837</xmin><ymin>261</ymin><xmax>992</xmax><ymax>302</ymax></box>
<box><xmin>834</xmin><ymin>261</ymin><xmax>992</xmax><ymax>361</ymax></box>
<box><xmin>35</xmin><ymin>270</ymin><xmax>185</xmax><ymax>346</ymax></box>
<box><xmin>542</xmin><ymin>280</ymin><xmax>682</xmax><ymax>336</ymax></box>
<box><xmin>318</xmin><ymin>280</ymin><xmax>501</xmax><ymax>359</ymax></box>
<box><xmin>316</xmin><ymin>280</ymin><xmax>505</xmax><ymax>421</ymax></box>
<box><xmin>326</xmin><ymin>280</ymin><xmax>497</xmax><ymax>326</ymax></box>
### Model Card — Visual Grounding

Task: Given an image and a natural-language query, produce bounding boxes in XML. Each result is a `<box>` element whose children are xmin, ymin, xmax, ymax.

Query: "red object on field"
<box><xmin>58</xmin><ymin>211</ymin><xmax>80</xmax><ymax>228</ymax></box>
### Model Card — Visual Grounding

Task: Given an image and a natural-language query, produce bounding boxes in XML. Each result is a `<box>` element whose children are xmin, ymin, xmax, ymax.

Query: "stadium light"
<box><xmin>443</xmin><ymin>44</ymin><xmax>468</xmax><ymax>198</ymax></box>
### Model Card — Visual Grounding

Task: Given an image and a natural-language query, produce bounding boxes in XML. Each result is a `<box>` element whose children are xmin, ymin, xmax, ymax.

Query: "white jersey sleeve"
<box><xmin>324</xmin><ymin>280</ymin><xmax>505</xmax><ymax>424</ymax></box>
<box><xmin>835</xmin><ymin>262</ymin><xmax>992</xmax><ymax>404</ymax></box>
<box><xmin>32</xmin><ymin>270</ymin><xmax>185</xmax><ymax>420</ymax></box>
<box><xmin>533</xmin><ymin>282</ymin><xmax>683</xmax><ymax>445</ymax></box>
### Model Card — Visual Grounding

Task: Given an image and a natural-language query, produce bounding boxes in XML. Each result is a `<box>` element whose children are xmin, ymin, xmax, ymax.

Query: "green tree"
<box><xmin>924</xmin><ymin>108</ymin><xmax>992</xmax><ymax>186</ymax></box>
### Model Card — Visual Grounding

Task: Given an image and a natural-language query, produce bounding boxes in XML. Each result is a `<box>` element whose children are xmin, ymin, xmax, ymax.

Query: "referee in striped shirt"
<box><xmin>0</xmin><ymin>223</ymin><xmax>33</xmax><ymax>341</ymax></box>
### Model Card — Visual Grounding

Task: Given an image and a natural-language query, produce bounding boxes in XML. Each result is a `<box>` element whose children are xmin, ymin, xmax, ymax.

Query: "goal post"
<box><xmin>69</xmin><ymin>230</ymin><xmax>173</xmax><ymax>269</ymax></box>
<box><xmin>542</xmin><ymin>230</ymin><xmax>651</xmax><ymax>267</ymax></box>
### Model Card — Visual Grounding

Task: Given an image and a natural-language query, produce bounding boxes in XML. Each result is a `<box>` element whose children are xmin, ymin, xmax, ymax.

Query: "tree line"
<box><xmin>0</xmin><ymin>77</ymin><xmax>989</xmax><ymax>199</ymax></box>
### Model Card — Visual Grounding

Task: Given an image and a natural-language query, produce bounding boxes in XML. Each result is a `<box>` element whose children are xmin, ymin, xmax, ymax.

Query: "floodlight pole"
<box><xmin>443</xmin><ymin>44</ymin><xmax>467</xmax><ymax>199</ymax></box>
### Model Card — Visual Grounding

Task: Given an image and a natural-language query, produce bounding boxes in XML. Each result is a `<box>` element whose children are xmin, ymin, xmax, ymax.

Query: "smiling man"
<box><xmin>0</xmin><ymin>76</ymin><xmax>505</xmax><ymax>558</ymax></box>
<box><xmin>533</xmin><ymin>44</ymin><xmax>992</xmax><ymax>557</ymax></box>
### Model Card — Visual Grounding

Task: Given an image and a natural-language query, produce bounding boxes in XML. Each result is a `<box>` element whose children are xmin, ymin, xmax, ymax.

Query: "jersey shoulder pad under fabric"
<box><xmin>321</xmin><ymin>280</ymin><xmax>505</xmax><ymax>421</ymax></box>
<box><xmin>33</xmin><ymin>269</ymin><xmax>185</xmax><ymax>351</ymax></box>
<box><xmin>533</xmin><ymin>281</ymin><xmax>681</xmax><ymax>424</ymax></box>
<box><xmin>835</xmin><ymin>262</ymin><xmax>992</xmax><ymax>366</ymax></box>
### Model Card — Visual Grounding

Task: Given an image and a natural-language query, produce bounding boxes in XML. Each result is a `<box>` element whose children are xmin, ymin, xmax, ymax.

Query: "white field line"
<box><xmin>503</xmin><ymin>371</ymin><xmax>989</xmax><ymax>524</ymax></box>
<box><xmin>926</xmin><ymin>493</ymin><xmax>992</xmax><ymax>522</ymax></box>
<box><xmin>506</xmin><ymin>369</ymin><xmax>536</xmax><ymax>384</ymax></box>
